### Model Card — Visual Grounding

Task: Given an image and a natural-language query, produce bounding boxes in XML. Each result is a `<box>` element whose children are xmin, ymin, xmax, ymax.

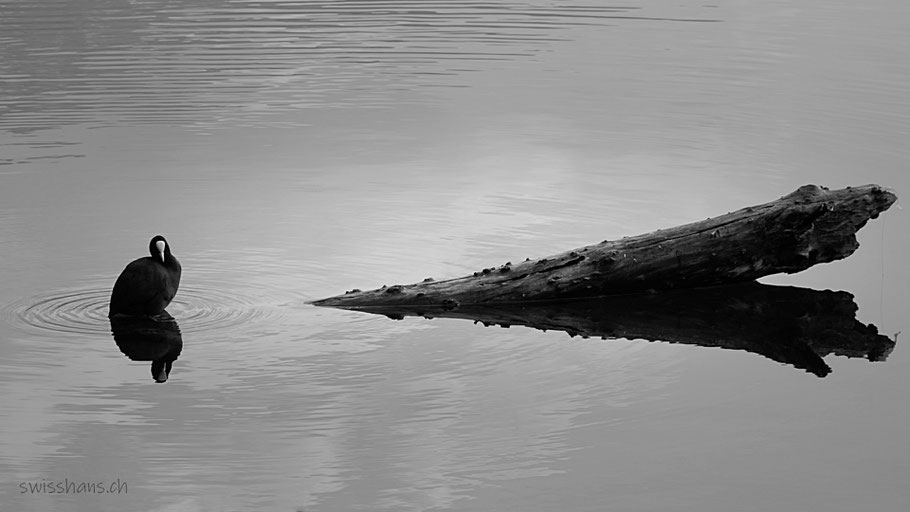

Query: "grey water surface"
<box><xmin>2</xmin><ymin>0</ymin><xmax>909</xmax><ymax>511</ymax></box>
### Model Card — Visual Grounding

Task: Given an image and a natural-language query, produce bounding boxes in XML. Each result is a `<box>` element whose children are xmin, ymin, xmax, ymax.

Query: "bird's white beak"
<box><xmin>155</xmin><ymin>240</ymin><xmax>166</xmax><ymax>262</ymax></box>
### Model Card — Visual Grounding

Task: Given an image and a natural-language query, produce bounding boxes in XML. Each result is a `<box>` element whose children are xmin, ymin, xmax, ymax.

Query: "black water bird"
<box><xmin>109</xmin><ymin>235</ymin><xmax>182</xmax><ymax>317</ymax></box>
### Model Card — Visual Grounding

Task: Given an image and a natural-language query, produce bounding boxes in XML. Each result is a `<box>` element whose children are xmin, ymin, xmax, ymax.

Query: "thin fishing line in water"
<box><xmin>880</xmin><ymin>200</ymin><xmax>902</xmax><ymax>328</ymax></box>
<box><xmin>880</xmin><ymin>213</ymin><xmax>885</xmax><ymax>327</ymax></box>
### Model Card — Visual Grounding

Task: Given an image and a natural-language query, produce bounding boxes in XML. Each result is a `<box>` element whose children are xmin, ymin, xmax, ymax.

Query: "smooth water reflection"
<box><xmin>110</xmin><ymin>313</ymin><xmax>183</xmax><ymax>383</ymax></box>
<box><xmin>322</xmin><ymin>282</ymin><xmax>897</xmax><ymax>378</ymax></box>
<box><xmin>2</xmin><ymin>0</ymin><xmax>910</xmax><ymax>511</ymax></box>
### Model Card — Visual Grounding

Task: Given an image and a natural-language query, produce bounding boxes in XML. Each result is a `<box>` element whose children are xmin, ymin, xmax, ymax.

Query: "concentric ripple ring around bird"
<box><xmin>6</xmin><ymin>284</ymin><xmax>294</xmax><ymax>336</ymax></box>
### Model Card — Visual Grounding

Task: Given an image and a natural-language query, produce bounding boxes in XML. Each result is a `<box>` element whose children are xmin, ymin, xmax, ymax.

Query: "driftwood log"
<box><xmin>312</xmin><ymin>184</ymin><xmax>896</xmax><ymax>307</ymax></box>
<box><xmin>324</xmin><ymin>283</ymin><xmax>894</xmax><ymax>377</ymax></box>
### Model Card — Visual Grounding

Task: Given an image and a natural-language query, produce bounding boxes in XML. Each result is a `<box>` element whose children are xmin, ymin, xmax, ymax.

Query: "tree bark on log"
<box><xmin>312</xmin><ymin>184</ymin><xmax>896</xmax><ymax>308</ymax></box>
<box><xmin>315</xmin><ymin>283</ymin><xmax>895</xmax><ymax>377</ymax></box>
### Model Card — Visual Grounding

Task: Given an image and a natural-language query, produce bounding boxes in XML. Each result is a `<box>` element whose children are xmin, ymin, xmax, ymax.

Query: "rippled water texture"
<box><xmin>2</xmin><ymin>0</ymin><xmax>910</xmax><ymax>511</ymax></box>
<box><xmin>8</xmin><ymin>283</ymin><xmax>296</xmax><ymax>336</ymax></box>
<box><xmin>0</xmin><ymin>0</ymin><xmax>716</xmax><ymax>132</ymax></box>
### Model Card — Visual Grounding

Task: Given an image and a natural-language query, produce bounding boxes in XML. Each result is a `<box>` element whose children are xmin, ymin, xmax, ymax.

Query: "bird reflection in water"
<box><xmin>110</xmin><ymin>312</ymin><xmax>183</xmax><ymax>383</ymax></box>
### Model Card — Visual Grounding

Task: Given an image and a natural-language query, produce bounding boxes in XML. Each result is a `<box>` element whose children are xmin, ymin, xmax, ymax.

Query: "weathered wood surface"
<box><xmin>324</xmin><ymin>283</ymin><xmax>894</xmax><ymax>377</ymax></box>
<box><xmin>312</xmin><ymin>184</ymin><xmax>896</xmax><ymax>307</ymax></box>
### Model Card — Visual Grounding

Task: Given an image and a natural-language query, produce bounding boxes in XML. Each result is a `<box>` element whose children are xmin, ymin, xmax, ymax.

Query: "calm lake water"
<box><xmin>2</xmin><ymin>0</ymin><xmax>909</xmax><ymax>510</ymax></box>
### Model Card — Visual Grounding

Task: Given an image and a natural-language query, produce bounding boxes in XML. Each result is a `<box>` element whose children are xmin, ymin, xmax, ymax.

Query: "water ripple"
<box><xmin>0</xmin><ymin>0</ymin><xmax>719</xmax><ymax>131</ymax></box>
<box><xmin>12</xmin><ymin>288</ymin><xmax>112</xmax><ymax>336</ymax></box>
<box><xmin>6</xmin><ymin>284</ymin><xmax>297</xmax><ymax>337</ymax></box>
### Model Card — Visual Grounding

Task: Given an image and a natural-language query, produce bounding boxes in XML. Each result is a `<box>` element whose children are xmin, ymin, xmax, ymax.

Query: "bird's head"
<box><xmin>149</xmin><ymin>235</ymin><xmax>170</xmax><ymax>263</ymax></box>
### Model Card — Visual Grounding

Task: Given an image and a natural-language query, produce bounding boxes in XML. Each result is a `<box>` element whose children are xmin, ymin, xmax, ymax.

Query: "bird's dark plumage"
<box><xmin>109</xmin><ymin>235</ymin><xmax>181</xmax><ymax>318</ymax></box>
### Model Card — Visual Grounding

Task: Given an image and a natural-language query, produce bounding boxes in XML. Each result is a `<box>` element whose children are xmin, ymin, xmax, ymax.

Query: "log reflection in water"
<box><xmin>321</xmin><ymin>283</ymin><xmax>894</xmax><ymax>377</ymax></box>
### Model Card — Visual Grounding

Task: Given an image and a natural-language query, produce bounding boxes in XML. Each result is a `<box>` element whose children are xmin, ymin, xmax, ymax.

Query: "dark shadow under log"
<box><xmin>312</xmin><ymin>184</ymin><xmax>896</xmax><ymax>308</ymax></box>
<box><xmin>320</xmin><ymin>283</ymin><xmax>895</xmax><ymax>377</ymax></box>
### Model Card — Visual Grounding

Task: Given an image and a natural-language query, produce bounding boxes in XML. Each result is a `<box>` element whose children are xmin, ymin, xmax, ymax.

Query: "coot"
<box><xmin>109</xmin><ymin>235</ymin><xmax>182</xmax><ymax>317</ymax></box>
